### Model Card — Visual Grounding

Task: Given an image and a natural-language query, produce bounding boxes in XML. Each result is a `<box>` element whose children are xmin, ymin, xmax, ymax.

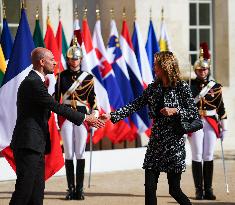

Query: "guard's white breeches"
<box><xmin>188</xmin><ymin>117</ymin><xmax>217</xmax><ymax>162</ymax></box>
<box><xmin>61</xmin><ymin>119</ymin><xmax>88</xmax><ymax>160</ymax></box>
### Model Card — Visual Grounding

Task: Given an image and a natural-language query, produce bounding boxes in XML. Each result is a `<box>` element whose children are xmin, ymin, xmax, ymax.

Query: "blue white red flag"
<box><xmin>93</xmin><ymin>19</ymin><xmax>133</xmax><ymax>143</ymax></box>
<box><xmin>0</xmin><ymin>10</ymin><xmax>34</xmax><ymax>160</ymax></box>
<box><xmin>132</xmin><ymin>20</ymin><xmax>153</xmax><ymax>136</ymax></box>
<box><xmin>107</xmin><ymin>19</ymin><xmax>139</xmax><ymax>140</ymax></box>
<box><xmin>120</xmin><ymin>20</ymin><xmax>151</xmax><ymax>133</ymax></box>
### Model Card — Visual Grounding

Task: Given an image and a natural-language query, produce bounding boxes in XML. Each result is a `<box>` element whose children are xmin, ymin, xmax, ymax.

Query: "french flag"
<box><xmin>132</xmin><ymin>20</ymin><xmax>153</xmax><ymax>136</ymax></box>
<box><xmin>93</xmin><ymin>19</ymin><xmax>134</xmax><ymax>143</ymax></box>
<box><xmin>0</xmin><ymin>10</ymin><xmax>34</xmax><ymax>164</ymax></box>
<box><xmin>106</xmin><ymin>19</ymin><xmax>138</xmax><ymax>140</ymax></box>
<box><xmin>120</xmin><ymin>19</ymin><xmax>151</xmax><ymax>133</ymax></box>
<box><xmin>81</xmin><ymin>18</ymin><xmax>111</xmax><ymax>143</ymax></box>
<box><xmin>0</xmin><ymin>8</ymin><xmax>63</xmax><ymax>180</ymax></box>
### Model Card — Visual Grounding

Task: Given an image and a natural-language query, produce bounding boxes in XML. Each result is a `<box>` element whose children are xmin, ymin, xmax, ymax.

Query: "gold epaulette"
<box><xmin>202</xmin><ymin>87</ymin><xmax>222</xmax><ymax>106</ymax></box>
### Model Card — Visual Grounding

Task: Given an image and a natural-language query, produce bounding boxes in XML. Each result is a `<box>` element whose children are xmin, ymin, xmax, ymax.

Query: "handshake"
<box><xmin>85</xmin><ymin>113</ymin><xmax>111</xmax><ymax>128</ymax></box>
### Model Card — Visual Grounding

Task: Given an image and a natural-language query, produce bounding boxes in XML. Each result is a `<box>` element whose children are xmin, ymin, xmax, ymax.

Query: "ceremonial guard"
<box><xmin>55</xmin><ymin>39</ymin><xmax>98</xmax><ymax>200</ymax></box>
<box><xmin>188</xmin><ymin>42</ymin><xmax>228</xmax><ymax>200</ymax></box>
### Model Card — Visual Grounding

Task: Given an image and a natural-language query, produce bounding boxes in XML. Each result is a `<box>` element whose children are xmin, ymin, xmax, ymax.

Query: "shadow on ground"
<box><xmin>169</xmin><ymin>202</ymin><xmax>235</xmax><ymax>205</ymax></box>
<box><xmin>44</xmin><ymin>191</ymin><xmax>144</xmax><ymax>197</ymax></box>
<box><xmin>43</xmin><ymin>191</ymin><xmax>145</xmax><ymax>200</ymax></box>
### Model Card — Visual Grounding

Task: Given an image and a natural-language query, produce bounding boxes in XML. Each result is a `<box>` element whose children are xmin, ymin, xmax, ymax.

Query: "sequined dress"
<box><xmin>110</xmin><ymin>80</ymin><xmax>200</xmax><ymax>173</ymax></box>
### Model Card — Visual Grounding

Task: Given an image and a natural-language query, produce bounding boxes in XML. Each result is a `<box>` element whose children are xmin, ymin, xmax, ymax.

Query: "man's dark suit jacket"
<box><xmin>10</xmin><ymin>70</ymin><xmax>85</xmax><ymax>154</ymax></box>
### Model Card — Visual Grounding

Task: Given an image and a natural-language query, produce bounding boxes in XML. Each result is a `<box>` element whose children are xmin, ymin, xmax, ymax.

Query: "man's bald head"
<box><xmin>31</xmin><ymin>47</ymin><xmax>56</xmax><ymax>75</ymax></box>
<box><xmin>31</xmin><ymin>47</ymin><xmax>51</xmax><ymax>67</ymax></box>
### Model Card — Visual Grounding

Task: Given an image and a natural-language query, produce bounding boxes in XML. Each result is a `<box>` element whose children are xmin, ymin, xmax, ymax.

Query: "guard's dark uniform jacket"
<box><xmin>55</xmin><ymin>69</ymin><xmax>98</xmax><ymax>126</ymax></box>
<box><xmin>190</xmin><ymin>77</ymin><xmax>227</xmax><ymax>137</ymax></box>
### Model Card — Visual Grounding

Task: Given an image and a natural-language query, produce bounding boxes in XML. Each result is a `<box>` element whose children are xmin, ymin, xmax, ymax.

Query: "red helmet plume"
<box><xmin>200</xmin><ymin>42</ymin><xmax>210</xmax><ymax>60</ymax></box>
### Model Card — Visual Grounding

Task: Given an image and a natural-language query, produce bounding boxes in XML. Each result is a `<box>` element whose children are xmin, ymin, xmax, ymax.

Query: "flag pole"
<box><xmin>57</xmin><ymin>4</ymin><xmax>61</xmax><ymax>75</ymax></box>
<box><xmin>88</xmin><ymin>127</ymin><xmax>94</xmax><ymax>188</ymax></box>
<box><xmin>57</xmin><ymin>5</ymin><xmax>61</xmax><ymax>100</ymax></box>
<box><xmin>123</xmin><ymin>7</ymin><xmax>126</xmax><ymax>20</ymax></box>
<box><xmin>110</xmin><ymin>7</ymin><xmax>114</xmax><ymax>20</ymax></box>
<box><xmin>21</xmin><ymin>0</ymin><xmax>25</xmax><ymax>9</ymax></box>
<box><xmin>220</xmin><ymin>139</ymin><xmax>229</xmax><ymax>194</ymax></box>
<box><xmin>88</xmin><ymin>6</ymin><xmax>101</xmax><ymax>188</ymax></box>
<box><xmin>35</xmin><ymin>6</ymin><xmax>39</xmax><ymax>20</ymax></box>
<box><xmin>149</xmin><ymin>7</ymin><xmax>152</xmax><ymax>20</ymax></box>
<box><xmin>0</xmin><ymin>1</ymin><xmax>5</xmax><ymax>32</ymax></box>
<box><xmin>84</xmin><ymin>6</ymin><xmax>93</xmax><ymax>189</ymax></box>
<box><xmin>189</xmin><ymin>55</ymin><xmax>192</xmax><ymax>87</ymax></box>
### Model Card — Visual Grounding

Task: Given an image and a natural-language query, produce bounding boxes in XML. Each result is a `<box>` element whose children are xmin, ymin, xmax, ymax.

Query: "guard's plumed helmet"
<box><xmin>193</xmin><ymin>42</ymin><xmax>211</xmax><ymax>71</ymax></box>
<box><xmin>66</xmin><ymin>37</ymin><xmax>83</xmax><ymax>60</ymax></box>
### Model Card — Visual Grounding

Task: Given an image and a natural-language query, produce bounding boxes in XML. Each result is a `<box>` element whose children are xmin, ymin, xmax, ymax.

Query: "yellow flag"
<box><xmin>0</xmin><ymin>45</ymin><xmax>7</xmax><ymax>85</ymax></box>
<box><xmin>159</xmin><ymin>20</ymin><xmax>171</xmax><ymax>51</ymax></box>
<box><xmin>0</xmin><ymin>45</ymin><xmax>6</xmax><ymax>73</ymax></box>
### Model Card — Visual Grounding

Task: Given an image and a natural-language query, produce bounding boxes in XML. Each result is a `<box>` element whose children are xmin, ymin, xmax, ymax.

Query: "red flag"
<box><xmin>45</xmin><ymin>114</ymin><xmax>64</xmax><ymax>180</ymax></box>
<box><xmin>56</xmin><ymin>21</ymin><xmax>62</xmax><ymax>55</ymax></box>
<box><xmin>44</xmin><ymin>18</ymin><xmax>62</xmax><ymax>75</ymax></box>
<box><xmin>44</xmin><ymin>17</ymin><xmax>64</xmax><ymax>179</ymax></box>
<box><xmin>56</xmin><ymin>20</ymin><xmax>67</xmax><ymax>70</ymax></box>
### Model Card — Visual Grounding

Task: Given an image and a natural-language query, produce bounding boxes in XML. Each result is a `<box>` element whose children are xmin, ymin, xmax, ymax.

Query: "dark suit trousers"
<box><xmin>9</xmin><ymin>149</ymin><xmax>45</xmax><ymax>205</ymax></box>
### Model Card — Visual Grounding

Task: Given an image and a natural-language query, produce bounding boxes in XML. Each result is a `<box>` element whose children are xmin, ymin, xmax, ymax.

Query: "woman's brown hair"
<box><xmin>154</xmin><ymin>51</ymin><xmax>182</xmax><ymax>87</ymax></box>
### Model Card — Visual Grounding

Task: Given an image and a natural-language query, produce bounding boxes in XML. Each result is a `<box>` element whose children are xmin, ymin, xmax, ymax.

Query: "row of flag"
<box><xmin>0</xmin><ymin>8</ymin><xmax>171</xmax><ymax>180</ymax></box>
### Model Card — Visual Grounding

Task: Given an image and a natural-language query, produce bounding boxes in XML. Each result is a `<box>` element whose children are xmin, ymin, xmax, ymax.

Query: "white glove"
<box><xmin>220</xmin><ymin>119</ymin><xmax>228</xmax><ymax>131</ymax></box>
<box><xmin>220</xmin><ymin>119</ymin><xmax>228</xmax><ymax>141</ymax></box>
<box><xmin>220</xmin><ymin>130</ymin><xmax>227</xmax><ymax>141</ymax></box>
<box><xmin>92</xmin><ymin>110</ymin><xmax>99</xmax><ymax>118</ymax></box>
<box><xmin>90</xmin><ymin>110</ymin><xmax>99</xmax><ymax>131</ymax></box>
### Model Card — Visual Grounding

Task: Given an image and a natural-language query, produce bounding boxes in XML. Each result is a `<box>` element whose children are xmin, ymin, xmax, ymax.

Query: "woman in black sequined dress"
<box><xmin>100</xmin><ymin>51</ymin><xmax>199</xmax><ymax>205</ymax></box>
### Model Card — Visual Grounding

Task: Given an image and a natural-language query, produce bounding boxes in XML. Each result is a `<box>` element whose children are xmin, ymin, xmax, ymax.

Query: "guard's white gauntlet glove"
<box><xmin>220</xmin><ymin>119</ymin><xmax>228</xmax><ymax>141</ymax></box>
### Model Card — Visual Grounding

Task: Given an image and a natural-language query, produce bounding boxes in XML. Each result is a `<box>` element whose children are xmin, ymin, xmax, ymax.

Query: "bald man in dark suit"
<box><xmin>9</xmin><ymin>47</ymin><xmax>104</xmax><ymax>205</ymax></box>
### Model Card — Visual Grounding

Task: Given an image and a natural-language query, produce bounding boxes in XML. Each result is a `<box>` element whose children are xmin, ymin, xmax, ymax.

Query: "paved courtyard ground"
<box><xmin>0</xmin><ymin>151</ymin><xmax>234</xmax><ymax>205</ymax></box>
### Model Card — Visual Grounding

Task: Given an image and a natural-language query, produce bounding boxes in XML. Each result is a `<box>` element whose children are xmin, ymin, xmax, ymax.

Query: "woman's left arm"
<box><xmin>177</xmin><ymin>81</ymin><xmax>200</xmax><ymax>121</ymax></box>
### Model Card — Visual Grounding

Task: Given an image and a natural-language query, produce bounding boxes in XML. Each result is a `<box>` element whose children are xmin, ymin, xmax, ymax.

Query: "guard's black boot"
<box><xmin>65</xmin><ymin>160</ymin><xmax>75</xmax><ymax>200</ymax></box>
<box><xmin>192</xmin><ymin>161</ymin><xmax>203</xmax><ymax>200</ymax></box>
<box><xmin>74</xmin><ymin>159</ymin><xmax>85</xmax><ymax>200</ymax></box>
<box><xmin>203</xmin><ymin>160</ymin><xmax>216</xmax><ymax>200</ymax></box>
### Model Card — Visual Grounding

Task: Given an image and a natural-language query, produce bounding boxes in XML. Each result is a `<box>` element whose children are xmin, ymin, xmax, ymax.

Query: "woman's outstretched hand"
<box><xmin>99</xmin><ymin>113</ymin><xmax>111</xmax><ymax>122</ymax></box>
